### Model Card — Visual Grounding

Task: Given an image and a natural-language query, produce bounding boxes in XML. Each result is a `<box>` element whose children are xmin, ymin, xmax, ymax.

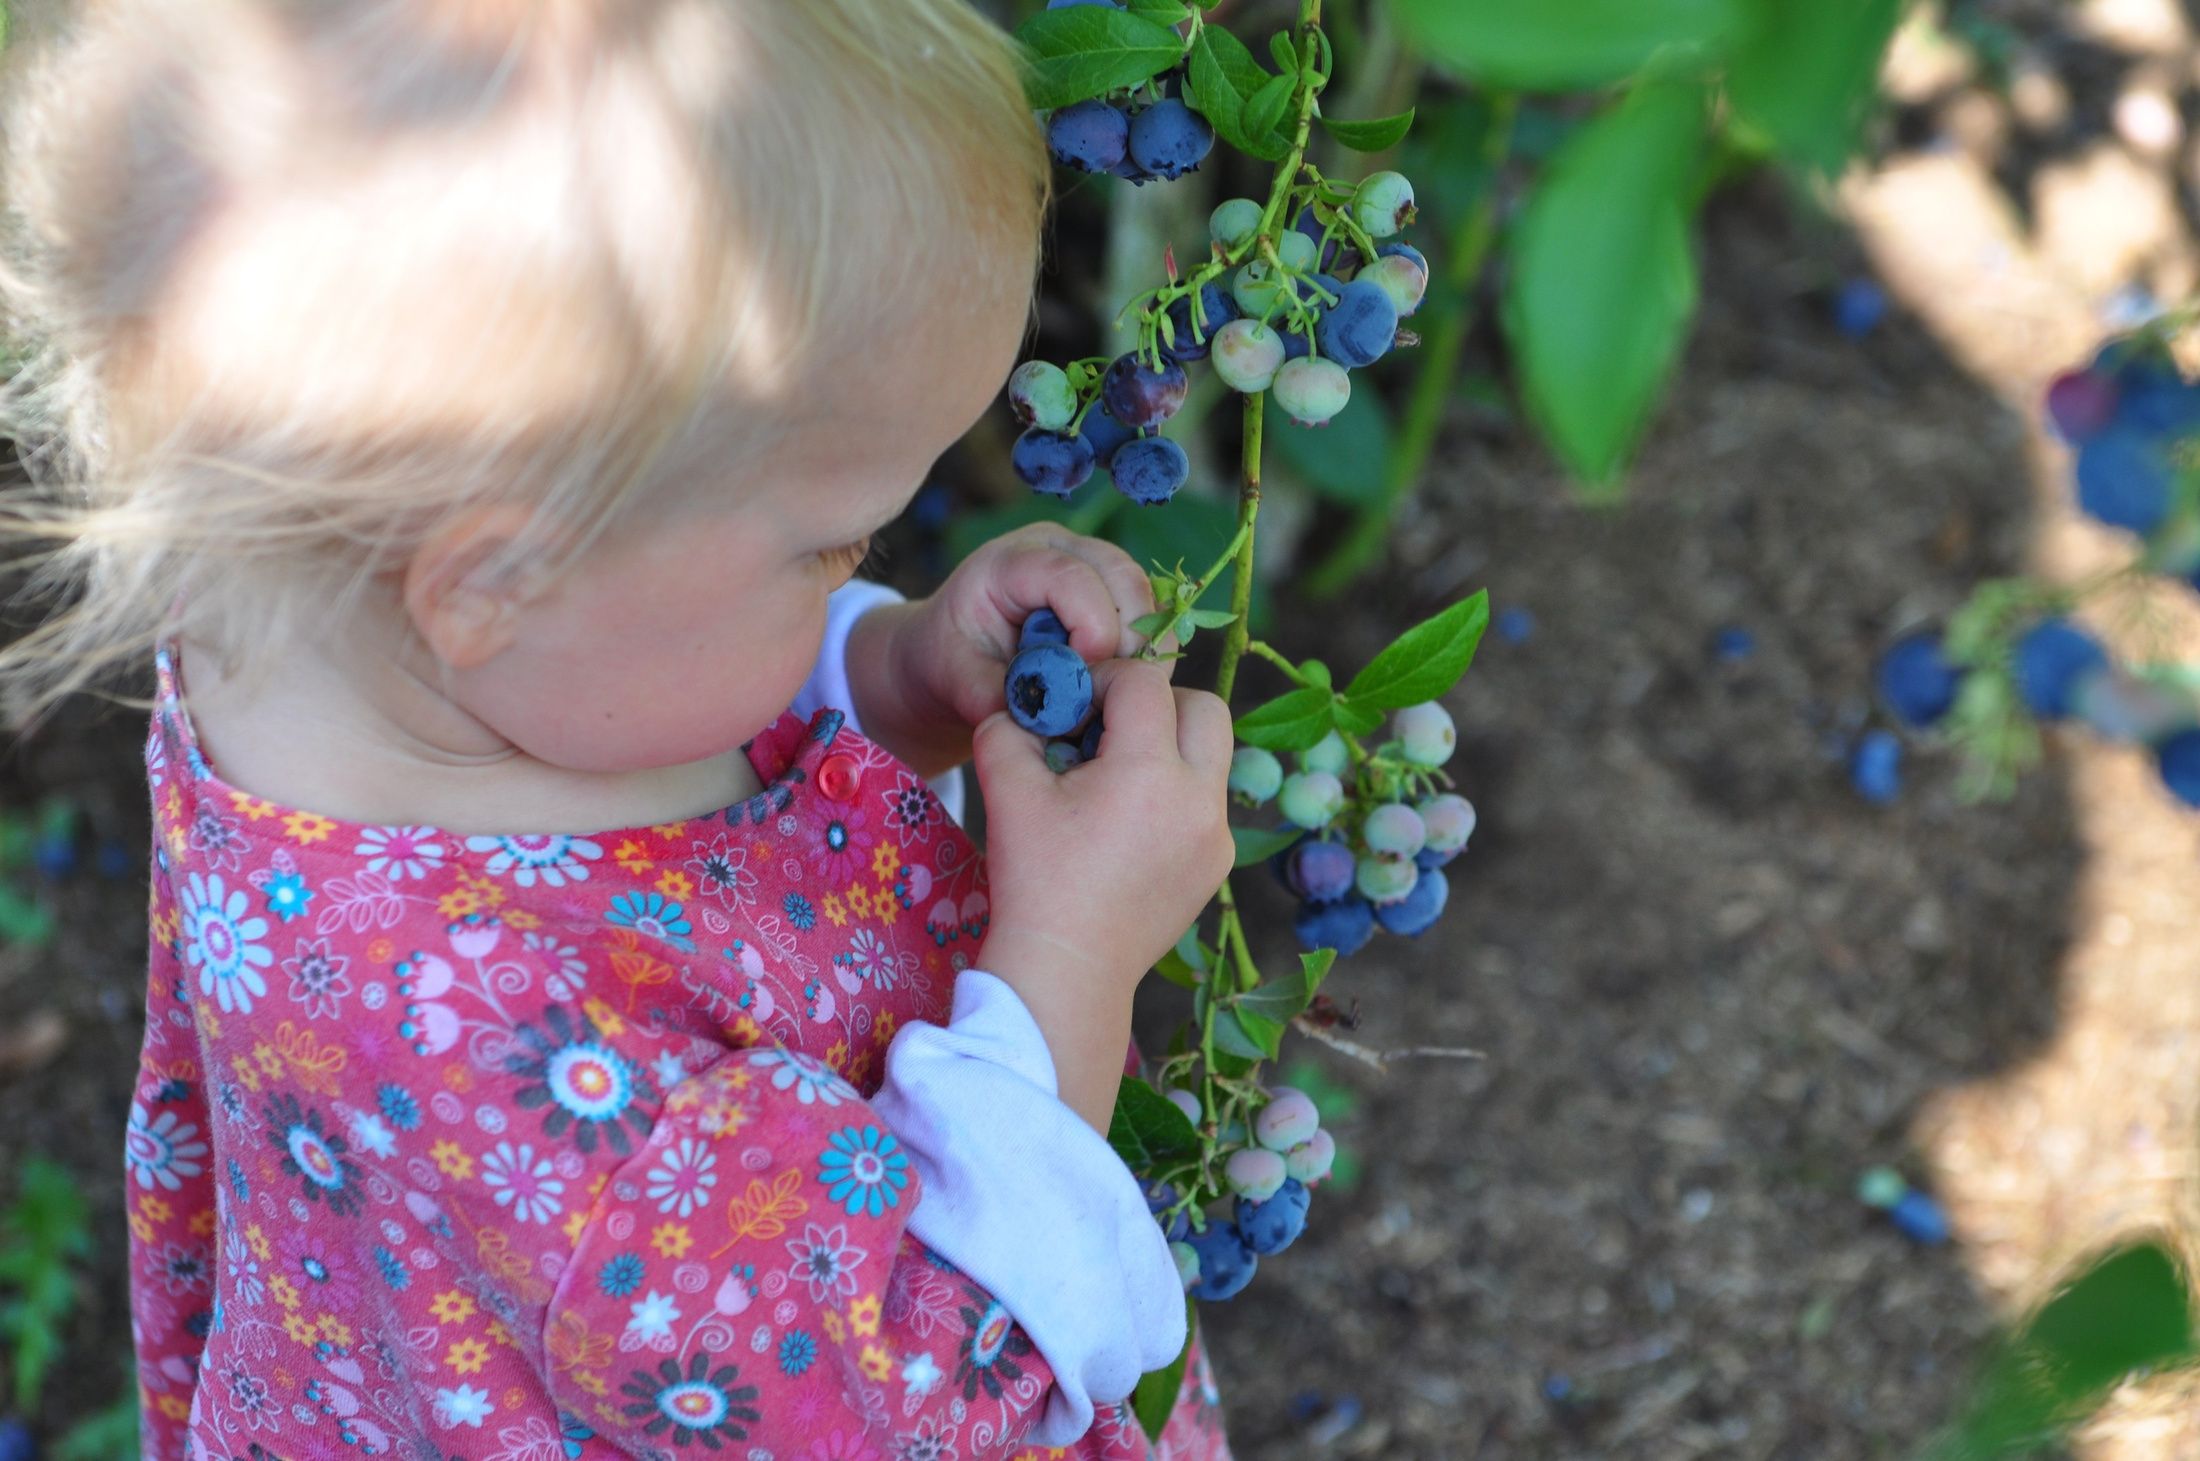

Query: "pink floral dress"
<box><xmin>125</xmin><ymin>648</ymin><xmax>1231</xmax><ymax>1461</ymax></box>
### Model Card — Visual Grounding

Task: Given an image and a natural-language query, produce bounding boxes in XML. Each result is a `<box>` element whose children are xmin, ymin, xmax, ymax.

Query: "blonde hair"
<box><xmin>0</xmin><ymin>0</ymin><xmax>1047</xmax><ymax>720</ymax></box>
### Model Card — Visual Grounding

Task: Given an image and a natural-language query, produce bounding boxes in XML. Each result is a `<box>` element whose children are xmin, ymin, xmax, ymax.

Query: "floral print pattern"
<box><xmin>127</xmin><ymin>648</ymin><xmax>1231</xmax><ymax>1461</ymax></box>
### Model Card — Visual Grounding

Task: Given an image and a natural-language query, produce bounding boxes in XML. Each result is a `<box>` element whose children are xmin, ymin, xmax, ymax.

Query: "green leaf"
<box><xmin>1107</xmin><ymin>1077</ymin><xmax>1202</xmax><ymax>1170</ymax></box>
<box><xmin>1122</xmin><ymin>0</ymin><xmax>1194</xmax><ymax>24</ymax></box>
<box><xmin>1237</xmin><ymin>977</ymin><xmax>1312</xmax><ymax>1025</ymax></box>
<box><xmin>1503</xmin><ymin>82</ymin><xmax>1705</xmax><ymax>491</ymax></box>
<box><xmin>1265</xmin><ymin>390</ymin><xmax>1393</xmax><ymax>506</ymax></box>
<box><xmin>1184</xmin><ymin>25</ymin><xmax>1290</xmax><ymax>160</ymax></box>
<box><xmin>1301</xmin><ymin>660</ymin><xmax>1332</xmax><ymax>689</ymax></box>
<box><xmin>1232</xmin><ymin>687</ymin><xmax>1335</xmax><ymax>752</ymax></box>
<box><xmin>1210</xmin><ymin>1008</ymin><xmax>1271</xmax><ymax>1060</ymax></box>
<box><xmin>1343</xmin><ymin>592</ymin><xmax>1491</xmax><ymax>711</ymax></box>
<box><xmin>1332</xmin><ymin>698</ymin><xmax>1384</xmax><ymax>737</ymax></box>
<box><xmin>1112</xmin><ymin>491</ymin><xmax>1238</xmax><ymax>592</ymax></box>
<box><xmin>1299</xmin><ymin>948</ymin><xmax>1337</xmax><ymax>1001</ymax></box>
<box><xmin>1187</xmin><ymin>608</ymin><xmax>1238</xmax><ymax>629</ymax></box>
<box><xmin>1726</xmin><ymin>0</ymin><xmax>1902</xmax><ymax>176</ymax></box>
<box><xmin>1267</xmin><ymin>31</ymin><xmax>1300</xmax><ymax>77</ymax></box>
<box><xmin>1319</xmin><ymin>107</ymin><xmax>1417</xmax><ymax>152</ymax></box>
<box><xmin>1235</xmin><ymin>1005</ymin><xmax>1286</xmax><ymax>1059</ymax></box>
<box><xmin>1128</xmin><ymin>610</ymin><xmax>1176</xmax><ymax>640</ymax></box>
<box><xmin>1014</xmin><ymin>8</ymin><xmax>1187</xmax><ymax>111</ymax></box>
<box><xmin>1232</xmin><ymin>825</ymin><xmax>1301</xmax><ymax>868</ymax></box>
<box><xmin>1242</xmin><ymin>72</ymin><xmax>1296</xmax><ymax>143</ymax></box>
<box><xmin>1132</xmin><ymin>1304</ymin><xmax>1197</xmax><ymax>1441</ymax></box>
<box><xmin>1390</xmin><ymin>0</ymin><xmax>1748</xmax><ymax>90</ymax></box>
<box><xmin>1153</xmin><ymin>947</ymin><xmax>1203</xmax><ymax>989</ymax></box>
<box><xmin>1933</xmin><ymin>1241</ymin><xmax>2197</xmax><ymax>1460</ymax></box>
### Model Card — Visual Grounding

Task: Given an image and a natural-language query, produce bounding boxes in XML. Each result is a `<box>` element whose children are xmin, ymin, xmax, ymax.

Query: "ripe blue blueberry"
<box><xmin>1712</xmin><ymin>626</ymin><xmax>1756</xmax><ymax>663</ymax></box>
<box><xmin>1832</xmin><ymin>278</ymin><xmax>1888</xmax><ymax>338</ymax></box>
<box><xmin>1377</xmin><ymin>241</ymin><xmax>1427</xmax><ymax>271</ymax></box>
<box><xmin>1020</xmin><ymin>608</ymin><xmax>1070</xmax><ymax>649</ymax></box>
<box><xmin>2076</xmin><ymin>426</ymin><xmax>2175</xmax><ymax>535</ymax></box>
<box><xmin>2099</xmin><ymin>340</ymin><xmax>2200</xmax><ymax>433</ymax></box>
<box><xmin>1229</xmin><ymin>746</ymin><xmax>1285</xmax><ymax>804</ymax></box>
<box><xmin>1079</xmin><ymin>403</ymin><xmax>1139</xmax><ymax>468</ymax></box>
<box><xmin>1362</xmin><ymin>802</ymin><xmax>1426</xmax><ymax>858</ymax></box>
<box><xmin>1850</xmin><ymin>729</ymin><xmax>1903</xmax><ymax>805</ymax></box>
<box><xmin>1361</xmin><ymin>252</ymin><xmax>1428</xmax><ymax>318</ymax></box>
<box><xmin>1351</xmin><ymin>171</ymin><xmax>1416</xmax><ymax>238</ymax></box>
<box><xmin>1225</xmin><ymin>1147</ymin><xmax>1288</xmax><ymax>1202</ymax></box>
<box><xmin>1111</xmin><ymin>153</ymin><xmax>1156</xmax><ymax>185</ymax></box>
<box><xmin>1417</xmin><ymin>794</ymin><xmax>1477</xmax><ymax>861</ymax></box>
<box><xmin>1254</xmin><ymin>1088</ymin><xmax>1320</xmax><ymax>1151</ymax></box>
<box><xmin>1887</xmin><ymin>1189</ymin><xmax>1950</xmax><ymax>1245</ymax></box>
<box><xmin>1127</xmin><ymin>98</ymin><xmax>1214</xmax><ymax>179</ymax></box>
<box><xmin>1284</xmin><ymin>1127</ymin><xmax>1336</xmax><ymax>1184</ymax></box>
<box><xmin>2157</xmin><ymin>728</ymin><xmax>2200</xmax><ymax>807</ymax></box>
<box><xmin>2046</xmin><ymin>368</ymin><xmax>2119</xmax><ymax>443</ymax></box>
<box><xmin>1289</xmin><ymin>839</ymin><xmax>1356</xmax><ymax>903</ymax></box>
<box><xmin>1078</xmin><ymin>715</ymin><xmax>1105</xmax><ymax>762</ymax></box>
<box><xmin>1185</xmin><ymin>1223</ymin><xmax>1258</xmax><ymax>1301</ymax></box>
<box><xmin>1008</xmin><ymin>360</ymin><xmax>1078</xmax><ymax>431</ymax></box>
<box><xmin>1212</xmin><ymin>319</ymin><xmax>1287</xmax><ymax>393</ymax></box>
<box><xmin>1315</xmin><ymin>279</ymin><xmax>1399</xmax><ymax>369</ymax></box>
<box><xmin>1005</xmin><ymin>643</ymin><xmax>1094</xmax><ymax>738</ymax></box>
<box><xmin>1355</xmin><ymin>852</ymin><xmax>1417</xmax><ymax>905</ymax></box>
<box><xmin>1010</xmin><ymin>427</ymin><xmax>1095</xmax><ymax>500</ymax></box>
<box><xmin>1100</xmin><ymin>353</ymin><xmax>1189</xmax><ymax>430</ymax></box>
<box><xmin>1144</xmin><ymin>1181</ymin><xmax>1191</xmax><ymax>1242</ymax></box>
<box><xmin>1111</xmin><ymin>436</ymin><xmax>1191</xmax><ymax>505</ymax></box>
<box><xmin>1210</xmin><ymin>197</ymin><xmax>1264</xmax><ymax>249</ymax></box>
<box><xmin>1278</xmin><ymin>769</ymin><xmax>1345</xmax><ymax>829</ymax></box>
<box><xmin>1496</xmin><ymin>606</ymin><xmax>1535</xmax><ymax>644</ymax></box>
<box><xmin>1395</xmin><ymin>701</ymin><xmax>1456</xmax><ymax>767</ymax></box>
<box><xmin>1273</xmin><ymin>357</ymin><xmax>1352</xmax><ymax>427</ymax></box>
<box><xmin>1295</xmin><ymin>894</ymin><xmax>1375</xmax><ymax>955</ymax></box>
<box><xmin>0</xmin><ymin>1420</ymin><xmax>30</xmax><ymax>1461</ymax></box>
<box><xmin>1234</xmin><ymin>1177</ymin><xmax>1310</xmax><ymax>1256</ymax></box>
<box><xmin>2014</xmin><ymin>618</ymin><xmax>2108</xmax><ymax>719</ymax></box>
<box><xmin>1293</xmin><ymin>206</ymin><xmax>1344</xmax><ymax>270</ymax></box>
<box><xmin>1373</xmin><ymin>867</ymin><xmax>1448</xmax><ymax>936</ymax></box>
<box><xmin>1045</xmin><ymin>99</ymin><xmax>1130</xmax><ymax>175</ymax></box>
<box><xmin>1043</xmin><ymin>740</ymin><xmax>1083</xmax><ymax>775</ymax></box>
<box><xmin>1162</xmin><ymin>282</ymin><xmax>1239</xmax><ymax>363</ymax></box>
<box><xmin>1300</xmin><ymin>731</ymin><xmax>1350</xmax><ymax>775</ymax></box>
<box><xmin>1875</xmin><ymin>632</ymin><xmax>1960</xmax><ymax>728</ymax></box>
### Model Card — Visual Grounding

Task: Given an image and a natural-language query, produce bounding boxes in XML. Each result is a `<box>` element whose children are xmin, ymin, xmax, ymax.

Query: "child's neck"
<box><xmin>179</xmin><ymin>608</ymin><xmax>764</xmax><ymax>838</ymax></box>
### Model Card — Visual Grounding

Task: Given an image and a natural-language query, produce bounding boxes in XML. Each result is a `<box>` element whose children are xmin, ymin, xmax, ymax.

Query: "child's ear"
<box><xmin>402</xmin><ymin>504</ymin><xmax>551</xmax><ymax>671</ymax></box>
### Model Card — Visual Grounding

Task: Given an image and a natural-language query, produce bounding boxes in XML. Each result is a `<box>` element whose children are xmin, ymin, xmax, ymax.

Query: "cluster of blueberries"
<box><xmin>1864</xmin><ymin>339</ymin><xmax>2200</xmax><ymax>807</ymax></box>
<box><xmin>1007</xmin><ymin>174</ymin><xmax>1425</xmax><ymax>508</ymax></box>
<box><xmin>1152</xmin><ymin>1084</ymin><xmax>1335</xmax><ymax>1301</ymax></box>
<box><xmin>1231</xmin><ymin>705</ymin><xmax>1473</xmax><ymax>954</ymax></box>
<box><xmin>1001</xmin><ymin>611</ymin><xmax>1103</xmax><ymax>762</ymax></box>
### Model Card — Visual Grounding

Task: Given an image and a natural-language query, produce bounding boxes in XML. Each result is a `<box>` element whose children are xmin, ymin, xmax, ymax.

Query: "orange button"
<box><xmin>817</xmin><ymin>753</ymin><xmax>861</xmax><ymax>802</ymax></box>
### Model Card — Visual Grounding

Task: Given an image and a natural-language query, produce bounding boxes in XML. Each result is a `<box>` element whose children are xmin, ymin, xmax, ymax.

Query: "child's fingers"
<box><xmin>972</xmin><ymin>708</ymin><xmax>1061</xmax><ymax>799</ymax></box>
<box><xmin>1049</xmin><ymin>536</ymin><xmax>1160</xmax><ymax>657</ymax></box>
<box><xmin>1171</xmin><ymin>688</ymin><xmax>1234</xmax><ymax>776</ymax></box>
<box><xmin>986</xmin><ymin>544</ymin><xmax>1126</xmax><ymax>664</ymax></box>
<box><xmin>1088</xmin><ymin>659</ymin><xmax>1179</xmax><ymax>753</ymax></box>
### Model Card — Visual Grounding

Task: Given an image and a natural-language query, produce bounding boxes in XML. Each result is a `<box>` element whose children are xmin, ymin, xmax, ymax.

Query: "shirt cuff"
<box><xmin>790</xmin><ymin>579</ymin><xmax>966</xmax><ymax>826</ymax></box>
<box><xmin>869</xmin><ymin>971</ymin><xmax>1186</xmax><ymax>1446</ymax></box>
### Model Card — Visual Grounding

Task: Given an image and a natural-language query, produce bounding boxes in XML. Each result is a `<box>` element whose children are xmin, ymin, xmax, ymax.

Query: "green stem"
<box><xmin>1306</xmin><ymin>90</ymin><xmax>1518</xmax><ymax>599</ymax></box>
<box><xmin>1213</xmin><ymin>391</ymin><xmax>1265</xmax><ymax>704</ymax></box>
<box><xmin>1244</xmin><ymin>638</ymin><xmax>1310</xmax><ymax>683</ymax></box>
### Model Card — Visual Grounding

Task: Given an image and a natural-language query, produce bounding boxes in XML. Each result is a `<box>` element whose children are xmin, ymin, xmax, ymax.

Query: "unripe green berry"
<box><xmin>1007</xmin><ymin>360</ymin><xmax>1078</xmax><ymax>432</ymax></box>
<box><xmin>1210</xmin><ymin>198</ymin><xmax>1265</xmax><ymax>249</ymax></box>
<box><xmin>1300</xmin><ymin>731</ymin><xmax>1350</xmax><ymax>776</ymax></box>
<box><xmin>1277</xmin><ymin>230</ymin><xmax>1318</xmax><ymax>272</ymax></box>
<box><xmin>1278</xmin><ymin>770</ymin><xmax>1345</xmax><ymax>830</ymax></box>
<box><xmin>1356</xmin><ymin>852</ymin><xmax>1417</xmax><ymax>905</ymax></box>
<box><xmin>1352</xmin><ymin>171</ymin><xmax>1416</xmax><ymax>238</ymax></box>
<box><xmin>1225</xmin><ymin>1147</ymin><xmax>1288</xmax><ymax>1201</ymax></box>
<box><xmin>1395</xmin><ymin>701</ymin><xmax>1456</xmax><ymax>767</ymax></box>
<box><xmin>1170</xmin><ymin>1239</ymin><xmax>1202</xmax><ymax>1289</ymax></box>
<box><xmin>1211</xmin><ymin>319</ymin><xmax>1287</xmax><ymax>394</ymax></box>
<box><xmin>1273</xmin><ymin>357</ymin><xmax>1351</xmax><ymax>427</ymax></box>
<box><xmin>1229</xmin><ymin>746</ymin><xmax>1285</xmax><ymax>805</ymax></box>
<box><xmin>1362</xmin><ymin>802</ymin><xmax>1427</xmax><ymax>859</ymax></box>
<box><xmin>1231</xmin><ymin>261</ymin><xmax>1292</xmax><ymax>317</ymax></box>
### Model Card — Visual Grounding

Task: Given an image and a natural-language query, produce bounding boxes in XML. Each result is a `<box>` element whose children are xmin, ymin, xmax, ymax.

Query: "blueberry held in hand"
<box><xmin>2156</xmin><ymin>727</ymin><xmax>2200</xmax><ymax>807</ymax></box>
<box><xmin>1005</xmin><ymin>642</ymin><xmax>1094</xmax><ymax>738</ymax></box>
<box><xmin>1019</xmin><ymin>608</ymin><xmax>1070</xmax><ymax>649</ymax></box>
<box><xmin>1235</xmin><ymin>1177</ymin><xmax>1310</xmax><ymax>1256</ymax></box>
<box><xmin>1111</xmin><ymin>436</ymin><xmax>1190</xmax><ymax>505</ymax></box>
<box><xmin>1011</xmin><ymin>428</ymin><xmax>1095</xmax><ymax>500</ymax></box>
<box><xmin>1185</xmin><ymin>1223</ymin><xmax>1257</xmax><ymax>1301</ymax></box>
<box><xmin>1100</xmin><ymin>353</ymin><xmax>1189</xmax><ymax>430</ymax></box>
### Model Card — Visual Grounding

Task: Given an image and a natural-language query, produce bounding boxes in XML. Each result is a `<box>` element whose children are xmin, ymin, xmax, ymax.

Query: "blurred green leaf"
<box><xmin>1015</xmin><ymin>8</ymin><xmax>1186</xmax><ymax>110</ymax></box>
<box><xmin>1503</xmin><ymin>82</ymin><xmax>1705</xmax><ymax>491</ymax></box>
<box><xmin>1265</xmin><ymin>390</ymin><xmax>1393</xmax><ymax>506</ymax></box>
<box><xmin>1319</xmin><ymin>107</ymin><xmax>1416</xmax><ymax>152</ymax></box>
<box><xmin>52</xmin><ymin>1390</ymin><xmax>140</xmax><ymax>1461</ymax></box>
<box><xmin>1231</xmin><ymin>825</ymin><xmax>1300</xmax><ymax>868</ymax></box>
<box><xmin>1185</xmin><ymin>25</ymin><xmax>1292</xmax><ymax>160</ymax></box>
<box><xmin>1389</xmin><ymin>0</ymin><xmax>1748</xmax><ymax>90</ymax></box>
<box><xmin>1112</xmin><ymin>490</ymin><xmax>1237</xmax><ymax>580</ymax></box>
<box><xmin>0</xmin><ymin>1158</ymin><xmax>91</xmax><ymax>1412</ymax></box>
<box><xmin>1108</xmin><ymin>1078</ymin><xmax>1202</xmax><ymax>1170</ymax></box>
<box><xmin>1233</xmin><ymin>687</ymin><xmax>1335</xmax><ymax>751</ymax></box>
<box><xmin>1931</xmin><ymin>1240</ymin><xmax>2197</xmax><ymax>1460</ymax></box>
<box><xmin>1343</xmin><ymin>592</ymin><xmax>1491</xmax><ymax>711</ymax></box>
<box><xmin>1727</xmin><ymin>0</ymin><xmax>1902</xmax><ymax>175</ymax></box>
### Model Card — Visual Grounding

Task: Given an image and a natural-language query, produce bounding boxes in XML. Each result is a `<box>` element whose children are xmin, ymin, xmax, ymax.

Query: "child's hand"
<box><xmin>846</xmin><ymin>525</ymin><xmax>1157</xmax><ymax>776</ymax></box>
<box><xmin>972</xmin><ymin>659</ymin><xmax>1236</xmax><ymax>1132</ymax></box>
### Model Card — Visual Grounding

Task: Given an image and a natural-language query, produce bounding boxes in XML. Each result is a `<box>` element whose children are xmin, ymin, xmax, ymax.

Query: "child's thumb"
<box><xmin>972</xmin><ymin>710</ymin><xmax>1057</xmax><ymax>801</ymax></box>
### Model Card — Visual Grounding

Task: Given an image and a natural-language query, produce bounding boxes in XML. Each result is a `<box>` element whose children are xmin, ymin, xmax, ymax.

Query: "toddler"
<box><xmin>0</xmin><ymin>2</ymin><xmax>1238</xmax><ymax>1457</ymax></box>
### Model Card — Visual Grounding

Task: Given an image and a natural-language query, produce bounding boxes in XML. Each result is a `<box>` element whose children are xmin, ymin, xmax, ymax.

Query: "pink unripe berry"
<box><xmin>1362</xmin><ymin>802</ymin><xmax>1427</xmax><ymax>859</ymax></box>
<box><xmin>1165</xmin><ymin>1088</ymin><xmax>1203</xmax><ymax>1126</ymax></box>
<box><xmin>1225</xmin><ymin>1147</ymin><xmax>1288</xmax><ymax>1202</ymax></box>
<box><xmin>1273</xmin><ymin>357</ymin><xmax>1351</xmax><ymax>427</ymax></box>
<box><xmin>1255</xmin><ymin>1087</ymin><xmax>1321</xmax><ymax>1151</ymax></box>
<box><xmin>1211</xmin><ymin>319</ymin><xmax>1287</xmax><ymax>394</ymax></box>
<box><xmin>1361</xmin><ymin>252</ymin><xmax>1429</xmax><ymax>318</ymax></box>
<box><xmin>1395</xmin><ymin>701</ymin><xmax>1456</xmax><ymax>767</ymax></box>
<box><xmin>1417</xmin><ymin>793</ymin><xmax>1477</xmax><ymax>855</ymax></box>
<box><xmin>1285</xmin><ymin>1128</ymin><xmax>1336</xmax><ymax>1184</ymax></box>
